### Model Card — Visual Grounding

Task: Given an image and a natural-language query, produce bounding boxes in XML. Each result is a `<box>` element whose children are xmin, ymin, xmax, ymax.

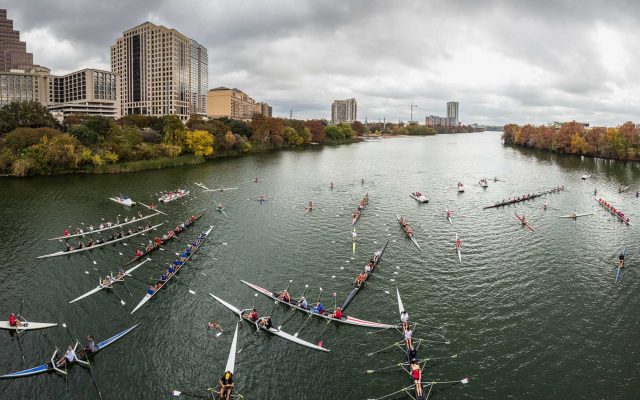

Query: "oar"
<box><xmin>15</xmin><ymin>300</ymin><xmax>26</xmax><ymax>364</ymax></box>
<box><xmin>61</xmin><ymin>323</ymin><xmax>103</xmax><ymax>400</ymax></box>
<box><xmin>367</xmin><ymin>340</ymin><xmax>405</xmax><ymax>356</ymax></box>
<box><xmin>169</xmin><ymin>389</ymin><xmax>209</xmax><ymax>398</ymax></box>
<box><xmin>365</xmin><ymin>384</ymin><xmax>416</xmax><ymax>400</ymax></box>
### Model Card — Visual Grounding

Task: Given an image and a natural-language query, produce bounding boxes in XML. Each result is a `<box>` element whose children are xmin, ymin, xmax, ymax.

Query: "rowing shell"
<box><xmin>615</xmin><ymin>246</ymin><xmax>627</xmax><ymax>284</ymax></box>
<box><xmin>445</xmin><ymin>208</ymin><xmax>453</xmax><ymax>225</ymax></box>
<box><xmin>396</xmin><ymin>214</ymin><xmax>421</xmax><ymax>250</ymax></box>
<box><xmin>0</xmin><ymin>321</ymin><xmax>57</xmax><ymax>331</ymax></box>
<box><xmin>397</xmin><ymin>288</ymin><xmax>424</xmax><ymax>399</ymax></box>
<box><xmin>205</xmin><ymin>187</ymin><xmax>238</xmax><ymax>193</ymax></box>
<box><xmin>514</xmin><ymin>213</ymin><xmax>534</xmax><ymax>232</ymax></box>
<box><xmin>48</xmin><ymin>212</ymin><xmax>160</xmax><ymax>240</ymax></box>
<box><xmin>595</xmin><ymin>198</ymin><xmax>633</xmax><ymax>226</ymax></box>
<box><xmin>455</xmin><ymin>233</ymin><xmax>462</xmax><ymax>264</ymax></box>
<box><xmin>194</xmin><ymin>182</ymin><xmax>210</xmax><ymax>190</ymax></box>
<box><xmin>0</xmin><ymin>324</ymin><xmax>139</xmax><ymax>378</ymax></box>
<box><xmin>69</xmin><ymin>258</ymin><xmax>151</xmax><ymax>304</ymax></box>
<box><xmin>226</xmin><ymin>323</ymin><xmax>239</xmax><ymax>373</ymax></box>
<box><xmin>159</xmin><ymin>190</ymin><xmax>190</xmax><ymax>203</ymax></box>
<box><xmin>109</xmin><ymin>197</ymin><xmax>135</xmax><ymax>207</ymax></box>
<box><xmin>130</xmin><ymin>226</ymin><xmax>213</xmax><ymax>314</ymax></box>
<box><xmin>241</xmin><ymin>280</ymin><xmax>394</xmax><ymax>329</ymax></box>
<box><xmin>409</xmin><ymin>193</ymin><xmax>429</xmax><ymax>203</ymax></box>
<box><xmin>342</xmin><ymin>240</ymin><xmax>389</xmax><ymax>311</ymax></box>
<box><xmin>209</xmin><ymin>293</ymin><xmax>329</xmax><ymax>352</ymax></box>
<box><xmin>37</xmin><ymin>223</ymin><xmax>164</xmax><ymax>259</ymax></box>
<box><xmin>559</xmin><ymin>213</ymin><xmax>593</xmax><ymax>218</ymax></box>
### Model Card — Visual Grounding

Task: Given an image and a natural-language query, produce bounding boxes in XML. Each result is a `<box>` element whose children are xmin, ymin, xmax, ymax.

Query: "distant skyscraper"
<box><xmin>111</xmin><ymin>21</ymin><xmax>208</xmax><ymax>120</ymax></box>
<box><xmin>331</xmin><ymin>98</ymin><xmax>357</xmax><ymax>123</ymax></box>
<box><xmin>447</xmin><ymin>101</ymin><xmax>459</xmax><ymax>124</ymax></box>
<box><xmin>0</xmin><ymin>9</ymin><xmax>35</xmax><ymax>71</ymax></box>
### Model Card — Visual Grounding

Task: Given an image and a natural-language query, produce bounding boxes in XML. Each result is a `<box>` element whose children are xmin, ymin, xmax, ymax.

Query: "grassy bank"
<box><xmin>83</xmin><ymin>154</ymin><xmax>206</xmax><ymax>174</ymax></box>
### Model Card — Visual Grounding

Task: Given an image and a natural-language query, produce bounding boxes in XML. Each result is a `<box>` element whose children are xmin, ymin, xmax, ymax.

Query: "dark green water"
<box><xmin>0</xmin><ymin>132</ymin><xmax>639</xmax><ymax>399</ymax></box>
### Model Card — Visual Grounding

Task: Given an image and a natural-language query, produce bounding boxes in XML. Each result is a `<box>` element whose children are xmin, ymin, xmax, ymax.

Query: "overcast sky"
<box><xmin>3</xmin><ymin>0</ymin><xmax>639</xmax><ymax>125</ymax></box>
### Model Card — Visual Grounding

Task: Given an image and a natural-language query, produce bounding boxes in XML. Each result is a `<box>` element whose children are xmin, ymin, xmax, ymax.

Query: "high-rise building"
<box><xmin>111</xmin><ymin>21</ymin><xmax>208</xmax><ymax>121</ymax></box>
<box><xmin>447</xmin><ymin>101</ymin><xmax>459</xmax><ymax>124</ymax></box>
<box><xmin>0</xmin><ymin>9</ymin><xmax>35</xmax><ymax>71</ymax></box>
<box><xmin>207</xmin><ymin>87</ymin><xmax>256</xmax><ymax>121</ymax></box>
<box><xmin>46</xmin><ymin>68</ymin><xmax>120</xmax><ymax>118</ymax></box>
<box><xmin>0</xmin><ymin>66</ymin><xmax>49</xmax><ymax>107</ymax></box>
<box><xmin>331</xmin><ymin>98</ymin><xmax>357</xmax><ymax>123</ymax></box>
<box><xmin>190</xmin><ymin>40</ymin><xmax>208</xmax><ymax>115</ymax></box>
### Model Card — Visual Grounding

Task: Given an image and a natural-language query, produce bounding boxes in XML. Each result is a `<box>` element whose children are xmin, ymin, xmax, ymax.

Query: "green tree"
<box><xmin>0</xmin><ymin>101</ymin><xmax>58</xmax><ymax>134</ymax></box>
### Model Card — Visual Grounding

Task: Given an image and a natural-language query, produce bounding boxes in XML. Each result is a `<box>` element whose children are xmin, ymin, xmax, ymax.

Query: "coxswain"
<box><xmin>619</xmin><ymin>251</ymin><xmax>626</xmax><ymax>268</ymax></box>
<box><xmin>330</xmin><ymin>307</ymin><xmax>343</xmax><ymax>319</ymax></box>
<box><xmin>8</xmin><ymin>313</ymin><xmax>23</xmax><ymax>328</ymax></box>
<box><xmin>400</xmin><ymin>310</ymin><xmax>409</xmax><ymax>331</ymax></box>
<box><xmin>64</xmin><ymin>227</ymin><xmax>70</xmax><ymax>237</ymax></box>
<box><xmin>247</xmin><ymin>308</ymin><xmax>259</xmax><ymax>322</ymax></box>
<box><xmin>279</xmin><ymin>289</ymin><xmax>291</xmax><ymax>303</ymax></box>
<box><xmin>136</xmin><ymin>249</ymin><xmax>143</xmax><ymax>258</ymax></box>
<box><xmin>219</xmin><ymin>370</ymin><xmax>234</xmax><ymax>400</ymax></box>
<box><xmin>86</xmin><ymin>335</ymin><xmax>96</xmax><ymax>354</ymax></box>
<box><xmin>410</xmin><ymin>360</ymin><xmax>423</xmax><ymax>398</ymax></box>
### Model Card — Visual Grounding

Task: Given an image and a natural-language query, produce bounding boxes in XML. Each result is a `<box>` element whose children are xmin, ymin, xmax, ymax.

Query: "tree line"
<box><xmin>502</xmin><ymin>122</ymin><xmax>640</xmax><ymax>160</ymax></box>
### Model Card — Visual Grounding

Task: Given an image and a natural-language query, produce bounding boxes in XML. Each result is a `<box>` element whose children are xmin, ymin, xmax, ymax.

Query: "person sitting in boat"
<box><xmin>404</xmin><ymin>327</ymin><xmax>414</xmax><ymax>348</ymax></box>
<box><xmin>330</xmin><ymin>181</ymin><xmax>334</xmax><ymax>188</ymax></box>
<box><xmin>101</xmin><ymin>276</ymin><xmax>112</xmax><ymax>287</ymax></box>
<box><xmin>410</xmin><ymin>360</ymin><xmax>423</xmax><ymax>398</ymax></box>
<box><xmin>135</xmin><ymin>249</ymin><xmax>144</xmax><ymax>258</ymax></box>
<box><xmin>146</xmin><ymin>286</ymin><xmax>156</xmax><ymax>295</ymax></box>
<box><xmin>354</xmin><ymin>272</ymin><xmax>367</xmax><ymax>287</ymax></box>
<box><xmin>364</xmin><ymin>263</ymin><xmax>372</xmax><ymax>274</ymax></box>
<box><xmin>520</xmin><ymin>215</ymin><xmax>526</xmax><ymax>224</ymax></box>
<box><xmin>8</xmin><ymin>313</ymin><xmax>24</xmax><ymax>328</ymax></box>
<box><xmin>168</xmin><ymin>265</ymin><xmax>175</xmax><ymax>275</ymax></box>
<box><xmin>219</xmin><ymin>370</ymin><xmax>234</xmax><ymax>400</ymax></box>
<box><xmin>408</xmin><ymin>345</ymin><xmax>418</xmax><ymax>362</ymax></box>
<box><xmin>154</xmin><ymin>281</ymin><xmax>163</xmax><ymax>290</ymax></box>
<box><xmin>299</xmin><ymin>296</ymin><xmax>308</xmax><ymax>309</ymax></box>
<box><xmin>328</xmin><ymin>307</ymin><xmax>343</xmax><ymax>320</ymax></box>
<box><xmin>311</xmin><ymin>302</ymin><xmax>324</xmax><ymax>314</ymax></box>
<box><xmin>258</xmin><ymin>316</ymin><xmax>273</xmax><ymax>329</ymax></box>
<box><xmin>86</xmin><ymin>335</ymin><xmax>96</xmax><ymax>354</ymax></box>
<box><xmin>173</xmin><ymin>259</ymin><xmax>182</xmax><ymax>268</ymax></box>
<box><xmin>115</xmin><ymin>268</ymin><xmax>125</xmax><ymax>280</ymax></box>
<box><xmin>456</xmin><ymin>237</ymin><xmax>461</xmax><ymax>249</ymax></box>
<box><xmin>86</xmin><ymin>238</ymin><xmax>93</xmax><ymax>247</ymax></box>
<box><xmin>400</xmin><ymin>310</ymin><xmax>409</xmax><ymax>331</ymax></box>
<box><xmin>56</xmin><ymin>345</ymin><xmax>76</xmax><ymax>367</ymax></box>
<box><xmin>619</xmin><ymin>252</ymin><xmax>626</xmax><ymax>268</ymax></box>
<box><xmin>78</xmin><ymin>240</ymin><xmax>85</xmax><ymax>249</ymax></box>
<box><xmin>160</xmin><ymin>270</ymin><xmax>169</xmax><ymax>282</ymax></box>
<box><xmin>65</xmin><ymin>243</ymin><xmax>74</xmax><ymax>252</ymax></box>
<box><xmin>247</xmin><ymin>308</ymin><xmax>259</xmax><ymax>322</ymax></box>
<box><xmin>64</xmin><ymin>227</ymin><xmax>70</xmax><ymax>237</ymax></box>
<box><xmin>278</xmin><ymin>290</ymin><xmax>291</xmax><ymax>303</ymax></box>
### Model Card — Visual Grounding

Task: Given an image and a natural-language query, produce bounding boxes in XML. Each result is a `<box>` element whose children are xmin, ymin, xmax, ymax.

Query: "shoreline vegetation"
<box><xmin>0</xmin><ymin>101</ymin><xmax>478</xmax><ymax>177</ymax></box>
<box><xmin>502</xmin><ymin>122</ymin><xmax>640</xmax><ymax>161</ymax></box>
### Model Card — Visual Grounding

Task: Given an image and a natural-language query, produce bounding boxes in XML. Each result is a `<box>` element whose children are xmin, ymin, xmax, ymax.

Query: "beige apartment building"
<box><xmin>111</xmin><ymin>21</ymin><xmax>208</xmax><ymax>121</ymax></box>
<box><xmin>255</xmin><ymin>101</ymin><xmax>272</xmax><ymax>117</ymax></box>
<box><xmin>0</xmin><ymin>67</ymin><xmax>120</xmax><ymax>118</ymax></box>
<box><xmin>207</xmin><ymin>87</ymin><xmax>257</xmax><ymax>121</ymax></box>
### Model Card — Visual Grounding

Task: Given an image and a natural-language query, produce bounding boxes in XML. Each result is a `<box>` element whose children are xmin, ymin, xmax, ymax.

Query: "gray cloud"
<box><xmin>3</xmin><ymin>0</ymin><xmax>640</xmax><ymax>125</ymax></box>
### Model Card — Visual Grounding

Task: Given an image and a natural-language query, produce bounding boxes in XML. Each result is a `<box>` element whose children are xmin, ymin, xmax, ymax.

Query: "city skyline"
<box><xmin>2</xmin><ymin>1</ymin><xmax>640</xmax><ymax>125</ymax></box>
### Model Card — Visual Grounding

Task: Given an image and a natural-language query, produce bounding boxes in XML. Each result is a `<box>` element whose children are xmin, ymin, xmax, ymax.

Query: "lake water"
<box><xmin>0</xmin><ymin>131</ymin><xmax>638</xmax><ymax>399</ymax></box>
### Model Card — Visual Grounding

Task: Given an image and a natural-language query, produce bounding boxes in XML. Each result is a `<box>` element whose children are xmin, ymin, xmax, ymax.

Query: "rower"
<box><xmin>404</xmin><ymin>327</ymin><xmax>413</xmax><ymax>348</ymax></box>
<box><xmin>354</xmin><ymin>272</ymin><xmax>367</xmax><ymax>286</ymax></box>
<box><xmin>361</xmin><ymin>177</ymin><xmax>365</xmax><ymax>184</ymax></box>
<box><xmin>364</xmin><ymin>262</ymin><xmax>372</xmax><ymax>274</ymax></box>
<box><xmin>329</xmin><ymin>306</ymin><xmax>343</xmax><ymax>319</ymax></box>
<box><xmin>116</xmin><ymin>267</ymin><xmax>125</xmax><ymax>279</ymax></box>
<box><xmin>8</xmin><ymin>313</ymin><xmax>23</xmax><ymax>328</ymax></box>
<box><xmin>308</xmin><ymin>201</ymin><xmax>313</xmax><ymax>209</ymax></box>
<box><xmin>408</xmin><ymin>345</ymin><xmax>418</xmax><ymax>361</ymax></box>
<box><xmin>65</xmin><ymin>243</ymin><xmax>73</xmax><ymax>252</ymax></box>
<box><xmin>259</xmin><ymin>316</ymin><xmax>273</xmax><ymax>329</ymax></box>
<box><xmin>619</xmin><ymin>251</ymin><xmax>625</xmax><ymax>268</ymax></box>
<box><xmin>219</xmin><ymin>370</ymin><xmax>234</xmax><ymax>400</ymax></box>
<box><xmin>58</xmin><ymin>345</ymin><xmax>76</xmax><ymax>367</ymax></box>
<box><xmin>330</xmin><ymin>181</ymin><xmax>334</xmax><ymax>188</ymax></box>
<box><xmin>311</xmin><ymin>302</ymin><xmax>324</xmax><ymax>314</ymax></box>
<box><xmin>400</xmin><ymin>310</ymin><xmax>409</xmax><ymax>331</ymax></box>
<box><xmin>520</xmin><ymin>215</ymin><xmax>526</xmax><ymax>224</ymax></box>
<box><xmin>86</xmin><ymin>335</ymin><xmax>96</xmax><ymax>354</ymax></box>
<box><xmin>299</xmin><ymin>296</ymin><xmax>308</xmax><ymax>309</ymax></box>
<box><xmin>410</xmin><ymin>360</ymin><xmax>423</xmax><ymax>398</ymax></box>
<box><xmin>456</xmin><ymin>237</ymin><xmax>461</xmax><ymax>249</ymax></box>
<box><xmin>160</xmin><ymin>270</ymin><xmax>169</xmax><ymax>282</ymax></box>
<box><xmin>279</xmin><ymin>289</ymin><xmax>291</xmax><ymax>303</ymax></box>
<box><xmin>101</xmin><ymin>276</ymin><xmax>112</xmax><ymax>287</ymax></box>
<box><xmin>168</xmin><ymin>265</ymin><xmax>175</xmax><ymax>275</ymax></box>
<box><xmin>218</xmin><ymin>203</ymin><xmax>224</xmax><ymax>210</ymax></box>
<box><xmin>352</xmin><ymin>230</ymin><xmax>358</xmax><ymax>240</ymax></box>
<box><xmin>247</xmin><ymin>308</ymin><xmax>259</xmax><ymax>322</ymax></box>
<box><xmin>146</xmin><ymin>286</ymin><xmax>155</xmax><ymax>295</ymax></box>
<box><xmin>135</xmin><ymin>249</ymin><xmax>143</xmax><ymax>258</ymax></box>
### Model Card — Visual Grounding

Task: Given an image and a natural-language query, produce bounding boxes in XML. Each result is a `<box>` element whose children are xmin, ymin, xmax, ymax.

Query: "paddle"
<box><xmin>61</xmin><ymin>323</ymin><xmax>103</xmax><ymax>400</ymax></box>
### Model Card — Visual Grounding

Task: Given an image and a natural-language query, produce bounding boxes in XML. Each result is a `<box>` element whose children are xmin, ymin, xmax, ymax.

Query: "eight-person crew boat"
<box><xmin>352</xmin><ymin>193</ymin><xmax>369</xmax><ymax>225</ymax></box>
<box><xmin>48</xmin><ymin>211</ymin><xmax>159</xmax><ymax>241</ymax></box>
<box><xmin>159</xmin><ymin>188</ymin><xmax>190</xmax><ymax>203</ymax></box>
